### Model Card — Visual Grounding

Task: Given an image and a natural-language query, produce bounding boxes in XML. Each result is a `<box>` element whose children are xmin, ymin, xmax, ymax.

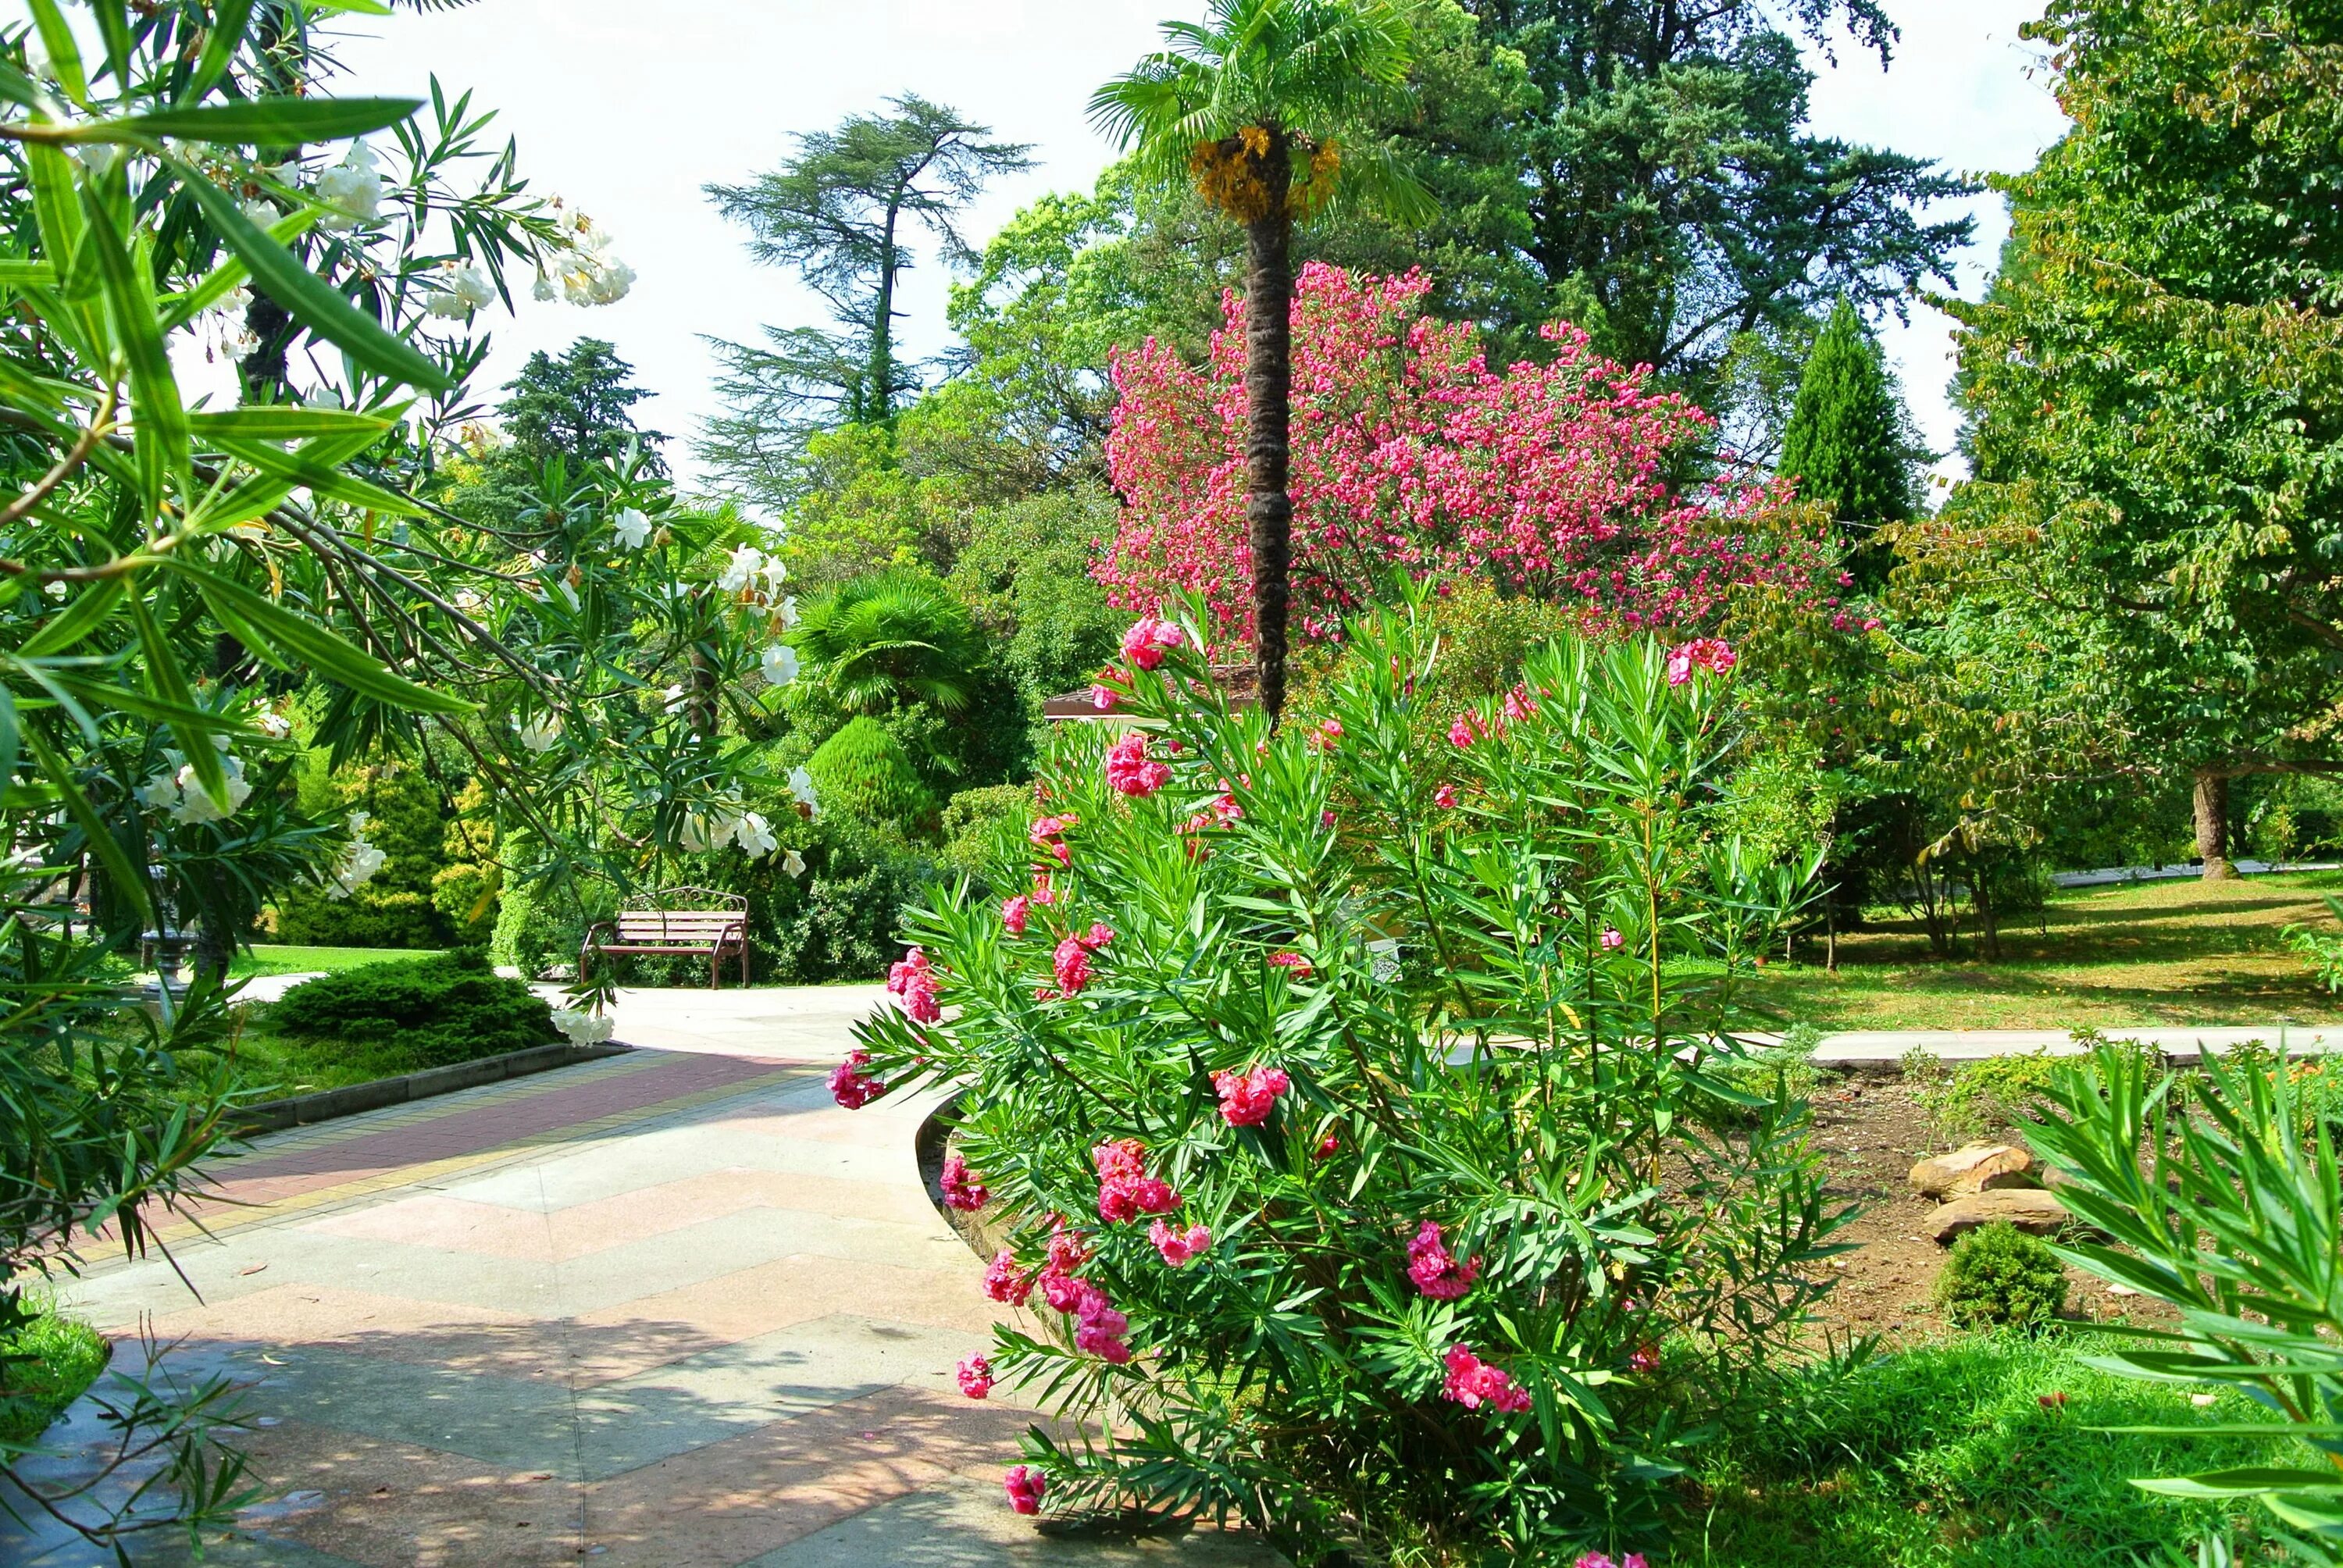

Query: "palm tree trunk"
<box><xmin>1243</xmin><ymin>144</ymin><xmax>1295</xmax><ymax>729</ymax></box>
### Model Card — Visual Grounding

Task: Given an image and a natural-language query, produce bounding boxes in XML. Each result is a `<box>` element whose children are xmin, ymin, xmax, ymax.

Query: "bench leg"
<box><xmin>740</xmin><ymin>938</ymin><xmax>750</xmax><ymax>989</ymax></box>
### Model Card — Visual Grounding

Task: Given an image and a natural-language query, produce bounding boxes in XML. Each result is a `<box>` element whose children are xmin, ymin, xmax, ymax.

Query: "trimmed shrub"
<box><xmin>273</xmin><ymin>761</ymin><xmax>455</xmax><ymax>948</ymax></box>
<box><xmin>808</xmin><ymin>717</ymin><xmax>935</xmax><ymax>837</ymax></box>
<box><xmin>937</xmin><ymin>783</ymin><xmax>1032</xmax><ymax>891</ymax></box>
<box><xmin>265</xmin><ymin>949</ymin><xmax>556</xmax><ymax>1074</ymax></box>
<box><xmin>1935</xmin><ymin>1221</ymin><xmax>2069</xmax><ymax>1329</ymax></box>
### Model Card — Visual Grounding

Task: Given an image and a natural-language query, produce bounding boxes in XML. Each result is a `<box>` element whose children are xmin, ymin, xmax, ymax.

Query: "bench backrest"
<box><xmin>612</xmin><ymin>910</ymin><xmax>744</xmax><ymax>943</ymax></box>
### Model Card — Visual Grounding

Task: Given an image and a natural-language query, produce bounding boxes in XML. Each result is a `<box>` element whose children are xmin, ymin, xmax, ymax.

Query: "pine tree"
<box><xmin>1779</xmin><ymin>298</ymin><xmax>1914</xmax><ymax>581</ymax></box>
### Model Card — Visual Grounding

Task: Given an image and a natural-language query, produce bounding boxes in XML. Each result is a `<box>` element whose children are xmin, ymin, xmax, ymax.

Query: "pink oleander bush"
<box><xmin>843</xmin><ymin>600</ymin><xmax>1849</xmax><ymax>1564</ymax></box>
<box><xmin>1099</xmin><ymin>264</ymin><xmax>1834</xmax><ymax>647</ymax></box>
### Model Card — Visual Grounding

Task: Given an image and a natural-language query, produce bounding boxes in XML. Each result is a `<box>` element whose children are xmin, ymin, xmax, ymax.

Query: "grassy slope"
<box><xmin>1693</xmin><ymin>1332</ymin><xmax>2284</xmax><ymax>1566</ymax></box>
<box><xmin>232</xmin><ymin>944</ymin><xmax>443</xmax><ymax>978</ymax></box>
<box><xmin>1732</xmin><ymin>871</ymin><xmax>2343</xmax><ymax>1032</ymax></box>
<box><xmin>0</xmin><ymin>1301</ymin><xmax>109</xmax><ymax>1449</ymax></box>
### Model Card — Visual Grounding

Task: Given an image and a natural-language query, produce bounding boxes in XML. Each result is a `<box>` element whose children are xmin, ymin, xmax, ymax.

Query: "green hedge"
<box><xmin>264</xmin><ymin>949</ymin><xmax>556</xmax><ymax>1075</ymax></box>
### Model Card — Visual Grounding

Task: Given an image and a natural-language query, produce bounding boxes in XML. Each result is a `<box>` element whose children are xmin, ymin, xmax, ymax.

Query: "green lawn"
<box><xmin>1693</xmin><ymin>1331</ymin><xmax>2282</xmax><ymax>1565</ymax></box>
<box><xmin>232</xmin><ymin>943</ymin><xmax>443</xmax><ymax>978</ymax></box>
<box><xmin>1733</xmin><ymin>870</ymin><xmax>2343</xmax><ymax>1032</ymax></box>
<box><xmin>0</xmin><ymin>1298</ymin><xmax>109</xmax><ymax>1449</ymax></box>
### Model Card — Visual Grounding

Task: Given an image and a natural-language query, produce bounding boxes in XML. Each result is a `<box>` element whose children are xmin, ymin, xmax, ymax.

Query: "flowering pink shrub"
<box><xmin>886</xmin><ymin>949</ymin><xmax>942</xmax><ymax>1024</ymax></box>
<box><xmin>1104</xmin><ymin>732</ymin><xmax>1171</xmax><ymax>798</ymax></box>
<box><xmin>958</xmin><ymin>1353</ymin><xmax>994</xmax><ymax>1399</ymax></box>
<box><xmin>845</xmin><ymin>604</ymin><xmax>1845</xmax><ymax>1560</ymax></box>
<box><xmin>827</xmin><ymin>1049</ymin><xmax>883</xmax><ymax>1110</ymax></box>
<box><xmin>1004</xmin><ymin>1465</ymin><xmax>1047</xmax><ymax>1515</ymax></box>
<box><xmin>1100</xmin><ymin>263</ymin><xmax>1829</xmax><ymax>645</ymax></box>
<box><xmin>940</xmin><ymin>1151</ymin><xmax>988</xmax><ymax>1213</ymax></box>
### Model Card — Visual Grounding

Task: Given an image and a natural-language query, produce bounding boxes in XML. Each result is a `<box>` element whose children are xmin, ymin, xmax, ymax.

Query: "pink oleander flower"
<box><xmin>1053</xmin><ymin>934</ymin><xmax>1094</xmax><ymax>996</ymax></box>
<box><xmin>982</xmin><ymin>1248</ymin><xmax>1032</xmax><ymax>1306</ymax></box>
<box><xmin>1666</xmin><ymin>636</ymin><xmax>1736</xmax><ymax>685</ymax></box>
<box><xmin>1150</xmin><ymin>1218</ymin><xmax>1212</xmax><ymax>1267</ymax></box>
<box><xmin>1571</xmin><ymin>1556</ymin><xmax>1649</xmax><ymax>1568</ymax></box>
<box><xmin>1432</xmin><ymin>782</ymin><xmax>1458</xmax><ymax>809</ymax></box>
<box><xmin>1000</xmin><ymin>894</ymin><xmax>1029</xmax><ymax>937</ymax></box>
<box><xmin>1599</xmin><ymin>927</ymin><xmax>1624</xmax><ymax>951</ymax></box>
<box><xmin>1407</xmin><ymin>1220</ymin><xmax>1482</xmax><ymax>1299</ymax></box>
<box><xmin>829</xmin><ymin>1049</ymin><xmax>884</xmax><ymax>1110</ymax></box>
<box><xmin>1121</xmin><ymin>615</ymin><xmax>1184</xmax><ymax>670</ymax></box>
<box><xmin>1448</xmin><ymin>715</ymin><xmax>1477</xmax><ymax>750</ymax></box>
<box><xmin>1315</xmin><ymin>1130</ymin><xmax>1340</xmax><ymax>1160</ymax></box>
<box><xmin>1442</xmin><ymin>1343</ymin><xmax>1532</xmax><ymax>1413</ymax></box>
<box><xmin>1004</xmin><ymin>1464</ymin><xmax>1047</xmax><ymax>1515</ymax></box>
<box><xmin>1093</xmin><ymin>1138</ymin><xmax>1181</xmax><ymax>1223</ymax></box>
<box><xmin>940</xmin><ymin>1151</ymin><xmax>989</xmax><ymax>1212</ymax></box>
<box><xmin>1321</xmin><ymin>807</ymin><xmax>1338</xmax><ymax>829</ymax></box>
<box><xmin>1213</xmin><ymin>1064</ymin><xmax>1291</xmax><ymax>1128</ymax></box>
<box><xmin>1091</xmin><ymin>684</ymin><xmax>1117</xmax><ymax>711</ymax></box>
<box><xmin>886</xmin><ymin>947</ymin><xmax>942</xmax><ymax>1024</ymax></box>
<box><xmin>1104</xmin><ymin>732</ymin><xmax>1171</xmax><ymax>797</ymax></box>
<box><xmin>1030</xmin><ymin>813</ymin><xmax>1078</xmax><ymax>868</ymax></box>
<box><xmin>957</xmin><ymin>1353</ymin><xmax>994</xmax><ymax>1399</ymax></box>
<box><xmin>1046</xmin><ymin>1219</ymin><xmax>1091</xmax><ymax>1275</ymax></box>
<box><xmin>1072</xmin><ymin>1287</ymin><xmax>1133</xmax><ymax>1363</ymax></box>
<box><xmin>1040</xmin><ymin>1269</ymin><xmax>1089</xmax><ymax>1313</ymax></box>
<box><xmin>1268</xmin><ymin>950</ymin><xmax>1313</xmax><ymax>978</ymax></box>
<box><xmin>1032</xmin><ymin>870</ymin><xmax>1057</xmax><ymax>906</ymax></box>
<box><xmin>1628</xmin><ymin>1342</ymin><xmax>1660</xmax><ymax>1374</ymax></box>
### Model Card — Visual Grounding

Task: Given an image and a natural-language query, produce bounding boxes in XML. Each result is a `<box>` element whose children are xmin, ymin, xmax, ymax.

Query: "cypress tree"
<box><xmin>1779</xmin><ymin>298</ymin><xmax>1915</xmax><ymax>583</ymax></box>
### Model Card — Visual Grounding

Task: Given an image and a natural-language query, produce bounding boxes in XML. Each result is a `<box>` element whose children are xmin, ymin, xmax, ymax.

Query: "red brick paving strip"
<box><xmin>197</xmin><ymin>1052</ymin><xmax>805</xmax><ymax>1213</ymax></box>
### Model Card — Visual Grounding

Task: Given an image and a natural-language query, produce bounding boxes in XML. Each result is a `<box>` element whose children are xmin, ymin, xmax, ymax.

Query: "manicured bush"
<box><xmin>1935</xmin><ymin>1221</ymin><xmax>2069</xmax><ymax>1329</ymax></box>
<box><xmin>273</xmin><ymin>761</ymin><xmax>457</xmax><ymax>948</ymax></box>
<box><xmin>844</xmin><ymin>606</ymin><xmax>1841</xmax><ymax>1563</ymax></box>
<box><xmin>808</xmin><ymin>717</ymin><xmax>936</xmax><ymax>838</ymax></box>
<box><xmin>937</xmin><ymin>784</ymin><xmax>1032</xmax><ymax>892</ymax></box>
<box><xmin>265</xmin><ymin>950</ymin><xmax>557</xmax><ymax>1074</ymax></box>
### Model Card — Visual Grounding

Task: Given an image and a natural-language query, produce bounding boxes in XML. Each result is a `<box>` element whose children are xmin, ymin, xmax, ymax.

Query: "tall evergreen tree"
<box><xmin>1778</xmin><ymin>298</ymin><xmax>1913</xmax><ymax>581</ymax></box>
<box><xmin>502</xmin><ymin>338</ymin><xmax>665</xmax><ymax>472</ymax></box>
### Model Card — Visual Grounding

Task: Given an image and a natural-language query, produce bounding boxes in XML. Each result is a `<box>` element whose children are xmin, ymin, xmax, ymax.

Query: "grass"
<box><xmin>1733</xmin><ymin>870</ymin><xmax>2343</xmax><ymax>1032</ymax></box>
<box><xmin>0</xmin><ymin>1299</ymin><xmax>109</xmax><ymax>1449</ymax></box>
<box><xmin>231</xmin><ymin>943</ymin><xmax>442</xmax><ymax>978</ymax></box>
<box><xmin>1692</xmin><ymin>1331</ymin><xmax>2286</xmax><ymax>1566</ymax></box>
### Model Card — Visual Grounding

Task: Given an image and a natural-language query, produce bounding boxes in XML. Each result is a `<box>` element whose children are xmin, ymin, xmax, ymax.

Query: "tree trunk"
<box><xmin>2195</xmin><ymin>768</ymin><xmax>2236</xmax><ymax>880</ymax></box>
<box><xmin>1243</xmin><ymin>144</ymin><xmax>1295</xmax><ymax>729</ymax></box>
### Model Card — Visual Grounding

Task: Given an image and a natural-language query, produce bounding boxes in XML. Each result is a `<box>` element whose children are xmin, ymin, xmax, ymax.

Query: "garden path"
<box><xmin>5</xmin><ymin>986</ymin><xmax>1281</xmax><ymax>1568</ymax></box>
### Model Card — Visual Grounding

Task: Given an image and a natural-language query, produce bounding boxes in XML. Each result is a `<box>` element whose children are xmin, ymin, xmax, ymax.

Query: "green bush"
<box><xmin>937</xmin><ymin>783</ymin><xmax>1032</xmax><ymax>890</ymax></box>
<box><xmin>808</xmin><ymin>716</ymin><xmax>936</xmax><ymax>837</ymax></box>
<box><xmin>1936</xmin><ymin>1221</ymin><xmax>2069</xmax><ymax>1329</ymax></box>
<box><xmin>272</xmin><ymin>761</ymin><xmax>457</xmax><ymax>948</ymax></box>
<box><xmin>265</xmin><ymin>949</ymin><xmax>556</xmax><ymax>1074</ymax></box>
<box><xmin>0</xmin><ymin>1297</ymin><xmax>109</xmax><ymax>1448</ymax></box>
<box><xmin>1918</xmin><ymin>1037</ymin><xmax>2163</xmax><ymax>1141</ymax></box>
<box><xmin>1710</xmin><ymin>1024</ymin><xmax>1827</xmax><ymax>1121</ymax></box>
<box><xmin>490</xmin><ymin>866</ymin><xmax>615</xmax><ymax>982</ymax></box>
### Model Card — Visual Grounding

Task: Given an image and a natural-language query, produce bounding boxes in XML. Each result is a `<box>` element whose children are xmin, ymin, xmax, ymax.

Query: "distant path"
<box><xmin>2051</xmin><ymin>859</ymin><xmax>2341</xmax><ymax>888</ymax></box>
<box><xmin>1803</xmin><ymin>1023</ymin><xmax>2342</xmax><ymax>1070</ymax></box>
<box><xmin>5</xmin><ymin>985</ymin><xmax>1278</xmax><ymax>1568</ymax></box>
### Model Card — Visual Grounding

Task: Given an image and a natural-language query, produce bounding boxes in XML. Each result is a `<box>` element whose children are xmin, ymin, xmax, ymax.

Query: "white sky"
<box><xmin>330</xmin><ymin>1</ymin><xmax>2070</xmax><ymax>496</ymax></box>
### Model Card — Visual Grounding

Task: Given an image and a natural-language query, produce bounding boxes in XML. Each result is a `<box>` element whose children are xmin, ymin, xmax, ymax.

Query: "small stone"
<box><xmin>1928</xmin><ymin>1187</ymin><xmax>2071</xmax><ymax>1244</ymax></box>
<box><xmin>1910</xmin><ymin>1142</ymin><xmax>2038</xmax><ymax>1198</ymax></box>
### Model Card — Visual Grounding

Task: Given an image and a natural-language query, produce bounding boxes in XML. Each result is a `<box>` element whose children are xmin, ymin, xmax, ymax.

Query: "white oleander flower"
<box><xmin>138</xmin><ymin>773</ymin><xmax>182</xmax><ymax>811</ymax></box>
<box><xmin>661</xmin><ymin>682</ymin><xmax>690</xmax><ymax>712</ymax></box>
<box><xmin>760</xmin><ymin>644</ymin><xmax>801</xmax><ymax>687</ymax></box>
<box><xmin>787</xmin><ymin>765</ymin><xmax>820</xmax><ymax>819</ymax></box>
<box><xmin>515</xmin><ymin>714</ymin><xmax>562</xmax><ymax>754</ymax></box>
<box><xmin>316</xmin><ymin>141</ymin><xmax>384</xmax><ymax>232</ymax></box>
<box><xmin>718</xmin><ymin>544</ymin><xmax>765</xmax><ymax>593</ymax></box>
<box><xmin>323</xmin><ymin>814</ymin><xmax>387</xmax><ymax>900</ymax></box>
<box><xmin>44</xmin><ymin>579</ymin><xmax>68</xmax><ymax>600</ymax></box>
<box><xmin>454</xmin><ymin>588</ymin><xmax>487</xmax><ymax>615</ymax></box>
<box><xmin>612</xmin><ymin>508</ymin><xmax>651</xmax><ymax>550</ymax></box>
<box><xmin>538</xmin><ymin>201</ymin><xmax>637</xmax><ymax>307</ymax></box>
<box><xmin>759</xmin><ymin>556</ymin><xmax>788</xmax><ymax>595</ymax></box>
<box><xmin>423</xmin><ymin>261</ymin><xmax>497</xmax><ymax>319</ymax></box>
<box><xmin>170</xmin><ymin>754</ymin><xmax>252</xmax><ymax>825</ymax></box>
<box><xmin>253</xmin><ymin>710</ymin><xmax>293</xmax><ymax>740</ymax></box>
<box><xmin>550</xmin><ymin>1007</ymin><xmax>616</xmax><ymax>1046</ymax></box>
<box><xmin>303</xmin><ymin>383</ymin><xmax>343</xmax><ymax>411</ymax></box>
<box><xmin>782</xmin><ymin>848</ymin><xmax>806</xmax><ymax>878</ymax></box>
<box><xmin>733</xmin><ymin>811</ymin><xmax>779</xmax><ymax>860</ymax></box>
<box><xmin>775</xmin><ymin>594</ymin><xmax>798</xmax><ymax>629</ymax></box>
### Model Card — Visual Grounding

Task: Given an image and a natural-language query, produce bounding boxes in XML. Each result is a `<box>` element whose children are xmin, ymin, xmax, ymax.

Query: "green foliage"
<box><xmin>266</xmin><ymin>950</ymin><xmax>557</xmax><ymax>1076</ymax></box>
<box><xmin>946</xmin><ymin>488</ymin><xmax>1126</xmax><ymax>717</ymax></box>
<box><xmin>1915</xmin><ymin>1050</ymin><xmax>2069</xmax><ymax>1142</ymax></box>
<box><xmin>0</xmin><ymin>1298</ymin><xmax>109</xmax><ymax>1449</ymax></box>
<box><xmin>2031</xmin><ymin>1043</ymin><xmax>2343</xmax><ymax>1559</ymax></box>
<box><xmin>1698</xmin><ymin>1332</ymin><xmax>2282</xmax><ymax>1564</ymax></box>
<box><xmin>808</xmin><ymin>718</ymin><xmax>936</xmax><ymax>838</ymax></box>
<box><xmin>1709</xmin><ymin>1025</ymin><xmax>1828</xmax><ymax>1122</ymax></box>
<box><xmin>1778</xmin><ymin>298</ymin><xmax>1917</xmax><ymax>579</ymax></box>
<box><xmin>273</xmin><ymin>761</ymin><xmax>454</xmax><ymax>948</ymax></box>
<box><xmin>430</xmin><ymin>780</ymin><xmax>502</xmax><ymax>943</ymax></box>
<box><xmin>853</xmin><ymin>606</ymin><xmax>1837</xmax><ymax>1560</ymax></box>
<box><xmin>1936</xmin><ymin>1223</ymin><xmax>2070</xmax><ymax>1330</ymax></box>
<box><xmin>792</xmin><ymin>571</ymin><xmax>988</xmax><ymax>718</ymax></box>
<box><xmin>501</xmin><ymin>339</ymin><xmax>665</xmax><ymax>470</ymax></box>
<box><xmin>936</xmin><ymin>783</ymin><xmax>1033</xmax><ymax>891</ymax></box>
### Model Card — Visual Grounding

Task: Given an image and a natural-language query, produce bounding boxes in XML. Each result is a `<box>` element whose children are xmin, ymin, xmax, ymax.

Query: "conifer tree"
<box><xmin>1779</xmin><ymin>298</ymin><xmax>1914</xmax><ymax>581</ymax></box>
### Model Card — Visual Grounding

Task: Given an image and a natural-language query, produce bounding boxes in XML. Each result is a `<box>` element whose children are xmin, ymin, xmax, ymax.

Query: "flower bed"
<box><xmin>843</xmin><ymin>603</ymin><xmax>1849</xmax><ymax>1563</ymax></box>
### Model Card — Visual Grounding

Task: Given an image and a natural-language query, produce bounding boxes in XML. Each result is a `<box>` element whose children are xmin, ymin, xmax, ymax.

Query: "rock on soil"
<box><xmin>1928</xmin><ymin>1187</ymin><xmax>2071</xmax><ymax>1245</ymax></box>
<box><xmin>1910</xmin><ymin>1142</ymin><xmax>2038</xmax><ymax>1198</ymax></box>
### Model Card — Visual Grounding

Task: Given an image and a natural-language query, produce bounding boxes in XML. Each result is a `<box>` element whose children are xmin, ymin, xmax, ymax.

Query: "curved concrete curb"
<box><xmin>233</xmin><ymin>1040</ymin><xmax>635</xmax><ymax>1134</ymax></box>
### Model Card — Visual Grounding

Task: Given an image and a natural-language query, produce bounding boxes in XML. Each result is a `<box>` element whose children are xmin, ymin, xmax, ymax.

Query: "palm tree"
<box><xmin>1091</xmin><ymin>0</ymin><xmax>1428</xmax><ymax>725</ymax></box>
<box><xmin>790</xmin><ymin>572</ymin><xmax>986</xmax><ymax>717</ymax></box>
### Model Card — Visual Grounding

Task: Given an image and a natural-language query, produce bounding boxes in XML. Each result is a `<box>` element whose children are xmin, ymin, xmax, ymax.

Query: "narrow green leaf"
<box><xmin>188</xmin><ymin>0</ymin><xmax>260</xmax><ymax>101</ymax></box>
<box><xmin>25</xmin><ymin>142</ymin><xmax>83</xmax><ymax>267</ymax></box>
<box><xmin>157</xmin><ymin>206</ymin><xmax>319</xmax><ymax>333</ymax></box>
<box><xmin>170</xmin><ymin>561</ymin><xmax>474</xmax><ymax>715</ymax></box>
<box><xmin>87</xmin><ymin>0</ymin><xmax>130</xmax><ymax>84</ymax></box>
<box><xmin>65</xmin><ymin>98</ymin><xmax>423</xmax><ymax>148</ymax></box>
<box><xmin>0</xmin><ymin>689</ymin><xmax>19</xmax><ymax>791</ymax></box>
<box><xmin>127</xmin><ymin>596</ymin><xmax>224</xmax><ymax>804</ymax></box>
<box><xmin>27</xmin><ymin>726</ymin><xmax>149</xmax><ymax>926</ymax></box>
<box><xmin>0</xmin><ymin>59</ymin><xmax>44</xmax><ymax>112</ymax></box>
<box><xmin>190</xmin><ymin>408</ymin><xmax>392</xmax><ymax>442</ymax></box>
<box><xmin>212</xmin><ymin>437</ymin><xmax>420</xmax><ymax>516</ymax></box>
<box><xmin>171</xmin><ymin>157</ymin><xmax>452</xmax><ymax>394</ymax></box>
<box><xmin>24</xmin><ymin>0</ymin><xmax>87</xmax><ymax>102</ymax></box>
<box><xmin>0</xmin><ymin>259</ymin><xmax>58</xmax><ymax>287</ymax></box>
<box><xmin>20</xmin><ymin>575</ymin><xmax>125</xmax><ymax>658</ymax></box>
<box><xmin>82</xmin><ymin>194</ymin><xmax>191</xmax><ymax>506</ymax></box>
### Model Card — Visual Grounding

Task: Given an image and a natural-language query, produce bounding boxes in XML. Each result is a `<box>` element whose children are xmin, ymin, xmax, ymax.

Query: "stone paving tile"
<box><xmin>743</xmin><ymin>1481</ymin><xmax>1289</xmax><ymax>1567</ymax></box>
<box><xmin>133</xmin><ymin>1282</ymin><xmax>534</xmax><ymax>1352</ymax></box>
<box><xmin>572</xmin><ymin>1252</ymin><xmax>1006</xmax><ymax>1360</ymax></box>
<box><xmin>580</xmin><ymin>1384</ymin><xmax>1033</xmax><ymax>1568</ymax></box>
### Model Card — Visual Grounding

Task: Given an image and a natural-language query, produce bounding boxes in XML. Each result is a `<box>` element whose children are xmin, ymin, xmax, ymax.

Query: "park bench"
<box><xmin>581</xmin><ymin>888</ymin><xmax>751</xmax><ymax>989</ymax></box>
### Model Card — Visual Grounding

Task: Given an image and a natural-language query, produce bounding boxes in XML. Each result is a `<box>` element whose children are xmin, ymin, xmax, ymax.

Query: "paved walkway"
<box><xmin>5</xmin><ymin>987</ymin><xmax>1278</xmax><ymax>1567</ymax></box>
